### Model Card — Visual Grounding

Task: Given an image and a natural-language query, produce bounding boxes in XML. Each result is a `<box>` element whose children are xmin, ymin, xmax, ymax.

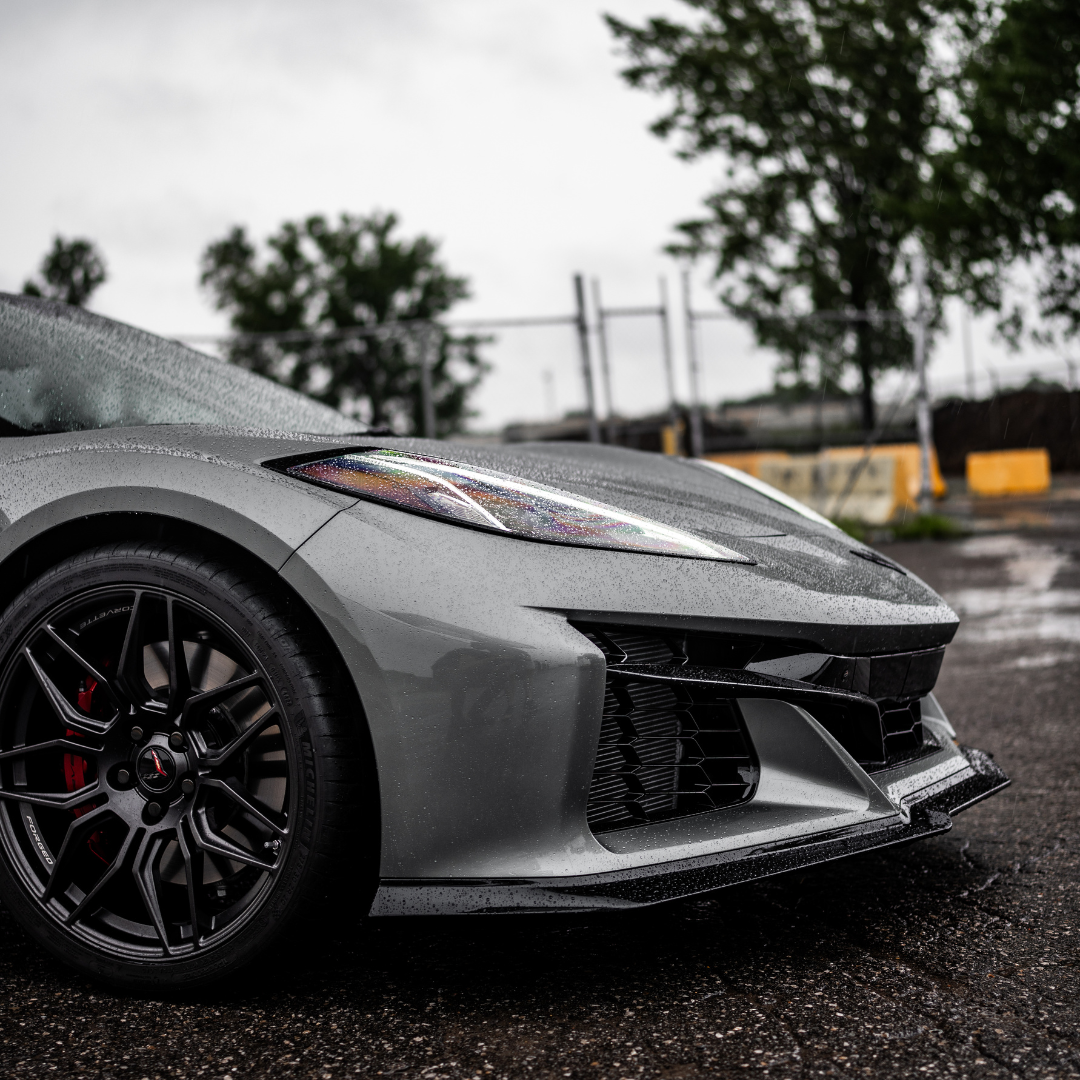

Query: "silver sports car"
<box><xmin>0</xmin><ymin>293</ymin><xmax>1007</xmax><ymax>989</ymax></box>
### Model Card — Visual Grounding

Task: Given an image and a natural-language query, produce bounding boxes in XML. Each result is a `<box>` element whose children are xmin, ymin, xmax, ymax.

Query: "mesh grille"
<box><xmin>583</xmin><ymin>630</ymin><xmax>759</xmax><ymax>833</ymax></box>
<box><xmin>879</xmin><ymin>699</ymin><xmax>924</xmax><ymax>762</ymax></box>
<box><xmin>579</xmin><ymin>623</ymin><xmax>948</xmax><ymax>829</ymax></box>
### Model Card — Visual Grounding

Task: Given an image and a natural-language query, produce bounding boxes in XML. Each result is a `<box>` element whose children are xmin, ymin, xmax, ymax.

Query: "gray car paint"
<box><xmin>0</xmin><ymin>422</ymin><xmax>971</xmax><ymax>908</ymax></box>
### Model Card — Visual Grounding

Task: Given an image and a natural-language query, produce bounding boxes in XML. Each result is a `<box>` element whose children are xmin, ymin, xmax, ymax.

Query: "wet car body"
<box><xmin>0</xmin><ymin>294</ymin><xmax>1007</xmax><ymax>985</ymax></box>
<box><xmin>0</xmin><ymin>426</ymin><xmax>1006</xmax><ymax>911</ymax></box>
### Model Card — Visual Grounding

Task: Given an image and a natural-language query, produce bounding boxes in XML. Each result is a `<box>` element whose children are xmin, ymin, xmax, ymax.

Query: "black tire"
<box><xmin>0</xmin><ymin>541</ymin><xmax>374</xmax><ymax>991</ymax></box>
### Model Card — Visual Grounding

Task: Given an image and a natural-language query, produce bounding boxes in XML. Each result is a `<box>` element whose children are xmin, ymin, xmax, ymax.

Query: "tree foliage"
<box><xmin>23</xmin><ymin>236</ymin><xmax>107</xmax><ymax>307</ymax></box>
<box><xmin>929</xmin><ymin>0</ymin><xmax>1080</xmax><ymax>347</ymax></box>
<box><xmin>200</xmin><ymin>212</ymin><xmax>486</xmax><ymax>435</ymax></box>
<box><xmin>606</xmin><ymin>0</ymin><xmax>964</xmax><ymax>428</ymax></box>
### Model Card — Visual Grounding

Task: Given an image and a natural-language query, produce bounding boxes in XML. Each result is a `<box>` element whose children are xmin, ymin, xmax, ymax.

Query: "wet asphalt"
<box><xmin>1</xmin><ymin>532</ymin><xmax>1077</xmax><ymax>1080</ymax></box>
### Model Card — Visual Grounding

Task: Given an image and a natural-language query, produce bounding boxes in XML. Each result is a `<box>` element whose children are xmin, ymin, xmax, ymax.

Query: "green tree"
<box><xmin>200</xmin><ymin>212</ymin><xmax>486</xmax><ymax>435</ymax></box>
<box><xmin>929</xmin><ymin>0</ymin><xmax>1080</xmax><ymax>348</ymax></box>
<box><xmin>23</xmin><ymin>236</ymin><xmax>107</xmax><ymax>307</ymax></box>
<box><xmin>606</xmin><ymin>0</ymin><xmax>963</xmax><ymax>430</ymax></box>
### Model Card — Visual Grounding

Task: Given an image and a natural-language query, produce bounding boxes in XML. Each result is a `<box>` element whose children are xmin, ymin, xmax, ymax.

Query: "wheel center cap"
<box><xmin>136</xmin><ymin>745</ymin><xmax>177</xmax><ymax>793</ymax></box>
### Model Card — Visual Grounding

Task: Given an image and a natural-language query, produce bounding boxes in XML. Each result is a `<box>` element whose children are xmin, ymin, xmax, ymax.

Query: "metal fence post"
<box><xmin>961</xmin><ymin>307</ymin><xmax>976</xmax><ymax>401</ymax></box>
<box><xmin>913</xmin><ymin>252</ymin><xmax>933</xmax><ymax>514</ymax></box>
<box><xmin>591</xmin><ymin>278</ymin><xmax>617</xmax><ymax>444</ymax></box>
<box><xmin>573</xmin><ymin>273</ymin><xmax>601</xmax><ymax>444</ymax></box>
<box><xmin>658</xmin><ymin>277</ymin><xmax>681</xmax><ymax>454</ymax></box>
<box><xmin>418</xmin><ymin>323</ymin><xmax>438</xmax><ymax>439</ymax></box>
<box><xmin>681</xmin><ymin>268</ymin><xmax>705</xmax><ymax>458</ymax></box>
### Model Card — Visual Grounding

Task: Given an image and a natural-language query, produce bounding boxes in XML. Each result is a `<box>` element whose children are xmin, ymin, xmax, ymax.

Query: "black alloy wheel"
<box><xmin>0</xmin><ymin>543</ymin><xmax>371</xmax><ymax>989</ymax></box>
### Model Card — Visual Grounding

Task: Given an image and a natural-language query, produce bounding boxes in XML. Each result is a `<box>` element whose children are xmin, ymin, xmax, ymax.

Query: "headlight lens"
<box><xmin>283</xmin><ymin>448</ymin><xmax>752</xmax><ymax>563</ymax></box>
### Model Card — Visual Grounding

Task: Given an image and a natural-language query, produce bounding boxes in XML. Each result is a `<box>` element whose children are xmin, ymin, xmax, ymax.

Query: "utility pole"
<box><xmin>913</xmin><ymin>252</ymin><xmax>933</xmax><ymax>515</ymax></box>
<box><xmin>591</xmin><ymin>278</ymin><xmax>618</xmax><ymax>444</ymax></box>
<box><xmin>573</xmin><ymin>273</ymin><xmax>601</xmax><ymax>444</ymax></box>
<box><xmin>418</xmin><ymin>323</ymin><xmax>438</xmax><ymax>439</ymax></box>
<box><xmin>658</xmin><ymin>276</ymin><xmax>681</xmax><ymax>453</ymax></box>
<box><xmin>542</xmin><ymin>369</ymin><xmax>557</xmax><ymax>420</ymax></box>
<box><xmin>961</xmin><ymin>306</ymin><xmax>976</xmax><ymax>400</ymax></box>
<box><xmin>681</xmin><ymin>267</ymin><xmax>705</xmax><ymax>458</ymax></box>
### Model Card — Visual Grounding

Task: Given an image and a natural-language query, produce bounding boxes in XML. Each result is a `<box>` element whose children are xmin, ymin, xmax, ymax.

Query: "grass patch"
<box><xmin>890</xmin><ymin>513</ymin><xmax>968</xmax><ymax>540</ymax></box>
<box><xmin>833</xmin><ymin>513</ymin><xmax>968</xmax><ymax>542</ymax></box>
<box><xmin>833</xmin><ymin>517</ymin><xmax>869</xmax><ymax>542</ymax></box>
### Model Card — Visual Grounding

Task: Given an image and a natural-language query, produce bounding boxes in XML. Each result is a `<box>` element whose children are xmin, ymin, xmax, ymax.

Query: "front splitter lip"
<box><xmin>370</xmin><ymin>745</ymin><xmax>1008</xmax><ymax>916</ymax></box>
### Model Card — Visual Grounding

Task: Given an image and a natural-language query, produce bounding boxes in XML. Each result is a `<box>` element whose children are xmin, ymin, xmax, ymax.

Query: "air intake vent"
<box><xmin>879</xmin><ymin>699</ymin><xmax>925</xmax><ymax>761</ymax></box>
<box><xmin>582</xmin><ymin>629</ymin><xmax>759</xmax><ymax>833</ymax></box>
<box><xmin>577</xmin><ymin>623</ymin><xmax>948</xmax><ymax>800</ymax></box>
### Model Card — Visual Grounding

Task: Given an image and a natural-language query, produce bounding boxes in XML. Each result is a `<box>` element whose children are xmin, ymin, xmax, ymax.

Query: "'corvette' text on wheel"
<box><xmin>0</xmin><ymin>544</ymin><xmax>363</xmax><ymax>989</ymax></box>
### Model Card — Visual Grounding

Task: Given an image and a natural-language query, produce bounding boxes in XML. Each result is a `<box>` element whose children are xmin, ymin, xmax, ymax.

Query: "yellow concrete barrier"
<box><xmin>707</xmin><ymin>444</ymin><xmax>945</xmax><ymax>523</ymax></box>
<box><xmin>966</xmin><ymin>448</ymin><xmax>1051</xmax><ymax>496</ymax></box>
<box><xmin>821</xmin><ymin>444</ymin><xmax>947</xmax><ymax>505</ymax></box>
<box><xmin>757</xmin><ymin>455</ymin><xmax>900</xmax><ymax>525</ymax></box>
<box><xmin>704</xmin><ymin>451</ymin><xmax>790</xmax><ymax>478</ymax></box>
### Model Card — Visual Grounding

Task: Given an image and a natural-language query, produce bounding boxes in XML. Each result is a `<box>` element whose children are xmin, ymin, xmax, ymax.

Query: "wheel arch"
<box><xmin>0</xmin><ymin>511</ymin><xmax>284</xmax><ymax>615</ymax></box>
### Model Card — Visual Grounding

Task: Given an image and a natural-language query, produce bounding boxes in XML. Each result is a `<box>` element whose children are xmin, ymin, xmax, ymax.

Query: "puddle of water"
<box><xmin>949</xmin><ymin>535</ymin><xmax>1080</xmax><ymax>645</ymax></box>
<box><xmin>948</xmin><ymin>588</ymin><xmax>1080</xmax><ymax>618</ymax></box>
<box><xmin>1008</xmin><ymin>651</ymin><xmax>1078</xmax><ymax>669</ymax></box>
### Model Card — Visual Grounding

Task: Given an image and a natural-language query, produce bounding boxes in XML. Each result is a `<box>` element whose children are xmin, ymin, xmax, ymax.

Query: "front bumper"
<box><xmin>370</xmin><ymin>739</ymin><xmax>1007</xmax><ymax>915</ymax></box>
<box><xmin>281</xmin><ymin>498</ymin><xmax>1001</xmax><ymax>914</ymax></box>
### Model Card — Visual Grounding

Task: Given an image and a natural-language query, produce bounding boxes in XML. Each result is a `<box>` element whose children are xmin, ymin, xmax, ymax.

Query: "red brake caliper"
<box><xmin>63</xmin><ymin>678</ymin><xmax>109</xmax><ymax>864</ymax></box>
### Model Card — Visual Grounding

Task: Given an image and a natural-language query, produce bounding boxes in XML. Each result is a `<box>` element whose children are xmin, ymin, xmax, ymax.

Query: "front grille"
<box><xmin>879</xmin><ymin>699</ymin><xmax>924</xmax><ymax>761</ymax></box>
<box><xmin>582</xmin><ymin>630</ymin><xmax>759</xmax><ymax>833</ymax></box>
<box><xmin>578</xmin><ymin>622</ymin><xmax>949</xmax><ymax>832</ymax></box>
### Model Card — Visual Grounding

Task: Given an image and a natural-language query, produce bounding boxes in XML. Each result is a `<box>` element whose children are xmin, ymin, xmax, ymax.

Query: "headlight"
<box><xmin>279</xmin><ymin>448</ymin><xmax>752</xmax><ymax>563</ymax></box>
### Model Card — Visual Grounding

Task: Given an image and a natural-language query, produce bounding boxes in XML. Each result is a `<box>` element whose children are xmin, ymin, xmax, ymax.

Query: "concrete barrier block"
<box><xmin>821</xmin><ymin>443</ymin><xmax>947</xmax><ymax>504</ymax></box>
<box><xmin>758</xmin><ymin>455</ymin><xmax>899</xmax><ymax>525</ymax></box>
<box><xmin>966</xmin><ymin>448</ymin><xmax>1051</xmax><ymax>496</ymax></box>
<box><xmin>704</xmin><ymin>451</ymin><xmax>790</xmax><ymax>478</ymax></box>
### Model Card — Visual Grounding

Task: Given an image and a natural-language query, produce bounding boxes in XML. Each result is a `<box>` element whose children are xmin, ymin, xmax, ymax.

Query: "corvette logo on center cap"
<box><xmin>136</xmin><ymin>746</ymin><xmax>176</xmax><ymax>792</ymax></box>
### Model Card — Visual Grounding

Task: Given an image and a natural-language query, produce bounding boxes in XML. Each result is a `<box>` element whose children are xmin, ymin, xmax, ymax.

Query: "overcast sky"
<box><xmin>0</xmin><ymin>0</ymin><xmax>1061</xmax><ymax>431</ymax></box>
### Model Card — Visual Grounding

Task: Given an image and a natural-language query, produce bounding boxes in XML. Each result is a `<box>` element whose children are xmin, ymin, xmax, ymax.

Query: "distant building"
<box><xmin>503</xmin><ymin>393</ymin><xmax>916</xmax><ymax>454</ymax></box>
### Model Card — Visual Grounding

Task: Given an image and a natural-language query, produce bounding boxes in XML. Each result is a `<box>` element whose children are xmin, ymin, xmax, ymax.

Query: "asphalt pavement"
<box><xmin>1</xmin><ymin>531</ymin><xmax>1077</xmax><ymax>1080</ymax></box>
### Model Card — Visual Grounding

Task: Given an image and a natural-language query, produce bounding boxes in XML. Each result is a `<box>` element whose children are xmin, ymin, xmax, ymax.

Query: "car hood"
<box><xmin>2</xmin><ymin>426</ymin><xmax>956</xmax><ymax>637</ymax></box>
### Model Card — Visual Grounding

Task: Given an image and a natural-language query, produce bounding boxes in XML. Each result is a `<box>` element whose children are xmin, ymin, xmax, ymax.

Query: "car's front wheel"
<box><xmin>0</xmin><ymin>542</ymin><xmax>370</xmax><ymax>990</ymax></box>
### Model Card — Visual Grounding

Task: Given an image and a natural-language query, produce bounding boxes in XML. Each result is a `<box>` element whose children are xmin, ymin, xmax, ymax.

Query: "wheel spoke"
<box><xmin>0</xmin><ymin>736</ymin><xmax>102</xmax><ymax>762</ymax></box>
<box><xmin>205</xmin><ymin>849</ymin><xmax>240</xmax><ymax>882</ymax></box>
<box><xmin>22</xmin><ymin>648</ymin><xmax>113</xmax><ymax>737</ymax></box>
<box><xmin>176</xmin><ymin>816</ymin><xmax>205</xmax><ymax>949</ymax></box>
<box><xmin>132</xmin><ymin>830</ymin><xmax>173</xmax><ymax>954</ymax></box>
<box><xmin>0</xmin><ymin>779</ymin><xmax>101</xmax><ymax>811</ymax></box>
<box><xmin>201</xmin><ymin>777</ymin><xmax>287</xmax><ymax>835</ymax></box>
<box><xmin>65</xmin><ymin>822</ymin><xmax>137</xmax><ymax>924</ymax></box>
<box><xmin>42</xmin><ymin>802</ymin><xmax>114</xmax><ymax>901</ymax></box>
<box><xmin>199</xmin><ymin>708</ymin><xmax>279</xmax><ymax>768</ymax></box>
<box><xmin>166</xmin><ymin>598</ymin><xmax>192</xmax><ymax>717</ymax></box>
<box><xmin>115</xmin><ymin>591</ymin><xmax>149</xmax><ymax>706</ymax></box>
<box><xmin>42</xmin><ymin>624</ymin><xmax>120</xmax><ymax>709</ymax></box>
<box><xmin>190</xmin><ymin>806</ymin><xmax>276</xmax><ymax>870</ymax></box>
<box><xmin>180</xmin><ymin>673</ymin><xmax>265</xmax><ymax>728</ymax></box>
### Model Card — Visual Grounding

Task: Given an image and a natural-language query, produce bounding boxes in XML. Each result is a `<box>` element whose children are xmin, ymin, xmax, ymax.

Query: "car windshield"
<box><xmin>0</xmin><ymin>293</ymin><xmax>360</xmax><ymax>436</ymax></box>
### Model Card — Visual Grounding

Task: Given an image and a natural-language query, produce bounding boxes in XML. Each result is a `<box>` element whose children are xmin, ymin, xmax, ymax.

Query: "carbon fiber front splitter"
<box><xmin>370</xmin><ymin>746</ymin><xmax>1008</xmax><ymax>916</ymax></box>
